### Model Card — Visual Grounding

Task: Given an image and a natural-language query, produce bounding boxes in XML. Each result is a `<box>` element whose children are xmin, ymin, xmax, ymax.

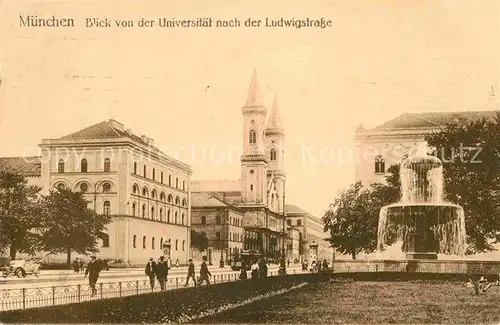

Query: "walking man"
<box><xmin>84</xmin><ymin>255</ymin><xmax>102</xmax><ymax>297</ymax></box>
<box><xmin>73</xmin><ymin>258</ymin><xmax>80</xmax><ymax>273</ymax></box>
<box><xmin>184</xmin><ymin>258</ymin><xmax>197</xmax><ymax>287</ymax></box>
<box><xmin>155</xmin><ymin>256</ymin><xmax>169</xmax><ymax>291</ymax></box>
<box><xmin>145</xmin><ymin>257</ymin><xmax>157</xmax><ymax>290</ymax></box>
<box><xmin>198</xmin><ymin>256</ymin><xmax>211</xmax><ymax>285</ymax></box>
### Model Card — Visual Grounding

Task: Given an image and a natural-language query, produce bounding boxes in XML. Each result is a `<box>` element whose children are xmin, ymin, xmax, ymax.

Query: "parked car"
<box><xmin>3</xmin><ymin>259</ymin><xmax>41</xmax><ymax>278</ymax></box>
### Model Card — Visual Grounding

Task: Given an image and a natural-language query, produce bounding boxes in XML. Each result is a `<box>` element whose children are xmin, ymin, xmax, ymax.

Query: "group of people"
<box><xmin>244</xmin><ymin>258</ymin><xmax>268</xmax><ymax>280</ymax></box>
<box><xmin>72</xmin><ymin>257</ymin><xmax>86</xmax><ymax>273</ymax></box>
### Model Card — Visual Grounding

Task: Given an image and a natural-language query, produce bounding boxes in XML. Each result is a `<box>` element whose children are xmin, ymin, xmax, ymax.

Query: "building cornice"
<box><xmin>355</xmin><ymin>127</ymin><xmax>440</xmax><ymax>141</ymax></box>
<box><xmin>39</xmin><ymin>137</ymin><xmax>192</xmax><ymax>174</ymax></box>
<box><xmin>240</xmin><ymin>154</ymin><xmax>268</xmax><ymax>162</ymax></box>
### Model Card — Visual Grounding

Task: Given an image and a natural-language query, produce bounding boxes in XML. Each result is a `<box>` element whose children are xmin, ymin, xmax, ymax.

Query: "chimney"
<box><xmin>147</xmin><ymin>138</ymin><xmax>154</xmax><ymax>147</ymax></box>
<box><xmin>141</xmin><ymin>135</ymin><xmax>148</xmax><ymax>143</ymax></box>
<box><xmin>108</xmin><ymin>119</ymin><xmax>124</xmax><ymax>131</ymax></box>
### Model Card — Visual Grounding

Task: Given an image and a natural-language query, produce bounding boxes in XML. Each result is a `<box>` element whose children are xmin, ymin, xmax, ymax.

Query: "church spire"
<box><xmin>266</xmin><ymin>94</ymin><xmax>284</xmax><ymax>134</ymax></box>
<box><xmin>244</xmin><ymin>69</ymin><xmax>263</xmax><ymax>107</ymax></box>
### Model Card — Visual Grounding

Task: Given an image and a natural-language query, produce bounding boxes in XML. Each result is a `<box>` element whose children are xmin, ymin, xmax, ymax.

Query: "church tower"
<box><xmin>265</xmin><ymin>94</ymin><xmax>286</xmax><ymax>214</ymax></box>
<box><xmin>241</xmin><ymin>69</ymin><xmax>268</xmax><ymax>205</ymax></box>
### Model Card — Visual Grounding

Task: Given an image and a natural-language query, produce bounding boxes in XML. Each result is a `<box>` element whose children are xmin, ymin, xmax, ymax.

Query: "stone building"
<box><xmin>192</xmin><ymin>70</ymin><xmax>330</xmax><ymax>263</ymax></box>
<box><xmin>190</xmin><ymin>192</ymin><xmax>244</xmax><ymax>263</ymax></box>
<box><xmin>354</xmin><ymin>110</ymin><xmax>498</xmax><ymax>186</ymax></box>
<box><xmin>0</xmin><ymin>119</ymin><xmax>192</xmax><ymax>265</ymax></box>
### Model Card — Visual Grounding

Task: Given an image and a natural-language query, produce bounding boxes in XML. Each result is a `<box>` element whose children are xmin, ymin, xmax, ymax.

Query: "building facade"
<box><xmin>354</xmin><ymin>111</ymin><xmax>498</xmax><ymax>186</ymax></box>
<box><xmin>1</xmin><ymin>119</ymin><xmax>192</xmax><ymax>265</ymax></box>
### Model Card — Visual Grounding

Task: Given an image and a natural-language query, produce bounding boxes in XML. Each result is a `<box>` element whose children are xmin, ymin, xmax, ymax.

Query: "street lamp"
<box><xmin>278</xmin><ymin>183</ymin><xmax>287</xmax><ymax>275</ymax></box>
<box><xmin>219</xmin><ymin>237</ymin><xmax>224</xmax><ymax>268</ymax></box>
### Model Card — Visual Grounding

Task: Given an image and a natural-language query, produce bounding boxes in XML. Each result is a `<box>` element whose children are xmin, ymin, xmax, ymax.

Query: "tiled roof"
<box><xmin>191</xmin><ymin>192</ymin><xmax>229</xmax><ymax>207</ymax></box>
<box><xmin>285</xmin><ymin>204</ymin><xmax>309</xmax><ymax>215</ymax></box>
<box><xmin>191</xmin><ymin>179</ymin><xmax>241</xmax><ymax>192</ymax></box>
<box><xmin>0</xmin><ymin>156</ymin><xmax>42</xmax><ymax>177</ymax></box>
<box><xmin>370</xmin><ymin>110</ymin><xmax>499</xmax><ymax>131</ymax></box>
<box><xmin>59</xmin><ymin>120</ymin><xmax>149</xmax><ymax>146</ymax></box>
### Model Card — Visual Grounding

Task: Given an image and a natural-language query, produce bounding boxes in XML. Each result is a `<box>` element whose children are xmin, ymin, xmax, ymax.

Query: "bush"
<box><xmin>0</xmin><ymin>274</ymin><xmax>323</xmax><ymax>323</ymax></box>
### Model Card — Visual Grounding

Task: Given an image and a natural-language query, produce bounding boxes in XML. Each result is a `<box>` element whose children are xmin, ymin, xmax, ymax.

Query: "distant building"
<box><xmin>355</xmin><ymin>110</ymin><xmax>498</xmax><ymax>186</ymax></box>
<box><xmin>191</xmin><ymin>70</ymin><xmax>331</xmax><ymax>263</ymax></box>
<box><xmin>0</xmin><ymin>119</ymin><xmax>192</xmax><ymax>265</ymax></box>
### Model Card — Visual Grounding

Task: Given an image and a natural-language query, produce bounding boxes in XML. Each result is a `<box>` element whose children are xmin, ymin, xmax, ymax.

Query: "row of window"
<box><xmin>287</xmin><ymin>219</ymin><xmax>302</xmax><ymax>227</ymax></box>
<box><xmin>248</xmin><ymin>129</ymin><xmax>280</xmax><ymax>161</ymax></box>
<box><xmin>58</xmin><ymin>158</ymin><xmax>111</xmax><ymax>173</ymax></box>
<box><xmin>133</xmin><ymin>162</ymin><xmax>186</xmax><ymax>191</ymax></box>
<box><xmin>132</xmin><ymin>184</ymin><xmax>187</xmax><ymax>206</ymax></box>
<box><xmin>132</xmin><ymin>235</ymin><xmax>185</xmax><ymax>251</ymax></box>
<box><xmin>213</xmin><ymin>232</ymin><xmax>243</xmax><ymax>242</ymax></box>
<box><xmin>199</xmin><ymin>216</ymin><xmax>241</xmax><ymax>226</ymax></box>
<box><xmin>131</xmin><ymin>203</ymin><xmax>186</xmax><ymax>225</ymax></box>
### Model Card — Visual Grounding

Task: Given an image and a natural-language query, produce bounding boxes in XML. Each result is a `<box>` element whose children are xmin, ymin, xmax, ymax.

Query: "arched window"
<box><xmin>151</xmin><ymin>190</ymin><xmax>157</xmax><ymax>199</ymax></box>
<box><xmin>181</xmin><ymin>213</ymin><xmax>185</xmax><ymax>225</ymax></box>
<box><xmin>100</xmin><ymin>233</ymin><xmax>110</xmax><ymax>248</ymax></box>
<box><xmin>182</xmin><ymin>181</ymin><xmax>185</xmax><ymax>191</ymax></box>
<box><xmin>103</xmin><ymin>201</ymin><xmax>111</xmax><ymax>216</ymax></box>
<box><xmin>161</xmin><ymin>172</ymin><xmax>164</xmax><ymax>184</ymax></box>
<box><xmin>142</xmin><ymin>204</ymin><xmax>146</xmax><ymax>218</ymax></box>
<box><xmin>297</xmin><ymin>219</ymin><xmax>302</xmax><ymax>226</ymax></box>
<box><xmin>250</xmin><ymin>184</ymin><xmax>253</xmax><ymax>191</ymax></box>
<box><xmin>160</xmin><ymin>192</ymin><xmax>165</xmax><ymax>201</ymax></box>
<box><xmin>175</xmin><ymin>239</ymin><xmax>178</xmax><ymax>251</ymax></box>
<box><xmin>374</xmin><ymin>155</ymin><xmax>385</xmax><ymax>173</ymax></box>
<box><xmin>143</xmin><ymin>236</ymin><xmax>146</xmax><ymax>249</ymax></box>
<box><xmin>182</xmin><ymin>198</ymin><xmax>187</xmax><ymax>207</ymax></box>
<box><xmin>134</xmin><ymin>162</ymin><xmax>137</xmax><ymax>174</ymax></box>
<box><xmin>168</xmin><ymin>175</ymin><xmax>172</xmax><ymax>186</ymax></box>
<box><xmin>58</xmin><ymin>159</ymin><xmax>65</xmax><ymax>173</ymax></box>
<box><xmin>167</xmin><ymin>210</ymin><xmax>171</xmax><ymax>223</ymax></box>
<box><xmin>132</xmin><ymin>202</ymin><xmax>136</xmax><ymax>216</ymax></box>
<box><xmin>132</xmin><ymin>184</ymin><xmax>138</xmax><ymax>194</ymax></box>
<box><xmin>133</xmin><ymin>235</ymin><xmax>137</xmax><ymax>248</ymax></box>
<box><xmin>175</xmin><ymin>211</ymin><xmax>178</xmax><ymax>224</ymax></box>
<box><xmin>143</xmin><ymin>165</ymin><xmax>147</xmax><ymax>178</ymax></box>
<box><xmin>167</xmin><ymin>194</ymin><xmax>173</xmax><ymax>203</ymax></box>
<box><xmin>182</xmin><ymin>240</ymin><xmax>185</xmax><ymax>251</ymax></box>
<box><xmin>152</xmin><ymin>168</ymin><xmax>155</xmax><ymax>181</ymax></box>
<box><xmin>175</xmin><ymin>196</ymin><xmax>180</xmax><ymax>205</ymax></box>
<box><xmin>270</xmin><ymin>149</ymin><xmax>277</xmax><ymax>161</ymax></box>
<box><xmin>104</xmin><ymin>158</ymin><xmax>111</xmax><ymax>172</ymax></box>
<box><xmin>81</xmin><ymin>159</ymin><xmax>88</xmax><ymax>173</ymax></box>
<box><xmin>160</xmin><ymin>208</ymin><xmax>163</xmax><ymax>221</ymax></box>
<box><xmin>160</xmin><ymin>238</ymin><xmax>164</xmax><ymax>249</ymax></box>
<box><xmin>152</xmin><ymin>237</ymin><xmax>155</xmax><ymax>249</ymax></box>
<box><xmin>142</xmin><ymin>187</ymin><xmax>148</xmax><ymax>196</ymax></box>
<box><xmin>176</xmin><ymin>178</ymin><xmax>179</xmax><ymax>188</ymax></box>
<box><xmin>201</xmin><ymin>216</ymin><xmax>206</xmax><ymax>225</ymax></box>
<box><xmin>249</xmin><ymin>130</ymin><xmax>256</xmax><ymax>144</ymax></box>
<box><xmin>151</xmin><ymin>206</ymin><xmax>155</xmax><ymax>220</ymax></box>
<box><xmin>216</xmin><ymin>216</ymin><xmax>221</xmax><ymax>224</ymax></box>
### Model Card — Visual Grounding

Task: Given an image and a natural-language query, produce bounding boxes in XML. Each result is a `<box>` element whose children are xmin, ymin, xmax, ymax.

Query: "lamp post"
<box><xmin>278</xmin><ymin>182</ymin><xmax>287</xmax><ymax>275</ymax></box>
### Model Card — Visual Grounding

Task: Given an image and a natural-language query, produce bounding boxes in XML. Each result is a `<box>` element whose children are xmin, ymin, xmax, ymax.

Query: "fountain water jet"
<box><xmin>377</xmin><ymin>155</ymin><xmax>467</xmax><ymax>259</ymax></box>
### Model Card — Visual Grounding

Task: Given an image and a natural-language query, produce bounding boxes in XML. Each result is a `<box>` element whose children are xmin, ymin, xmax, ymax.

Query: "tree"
<box><xmin>426</xmin><ymin>113</ymin><xmax>500</xmax><ymax>253</ymax></box>
<box><xmin>40</xmin><ymin>186</ymin><xmax>112</xmax><ymax>265</ymax></box>
<box><xmin>0</xmin><ymin>170</ymin><xmax>43</xmax><ymax>259</ymax></box>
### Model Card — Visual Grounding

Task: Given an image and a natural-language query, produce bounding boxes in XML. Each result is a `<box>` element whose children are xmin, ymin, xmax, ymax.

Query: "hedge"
<box><xmin>0</xmin><ymin>273</ymin><xmax>325</xmax><ymax>323</ymax></box>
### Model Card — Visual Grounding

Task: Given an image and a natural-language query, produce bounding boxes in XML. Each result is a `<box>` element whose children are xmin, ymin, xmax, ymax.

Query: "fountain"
<box><xmin>377</xmin><ymin>154</ymin><xmax>467</xmax><ymax>260</ymax></box>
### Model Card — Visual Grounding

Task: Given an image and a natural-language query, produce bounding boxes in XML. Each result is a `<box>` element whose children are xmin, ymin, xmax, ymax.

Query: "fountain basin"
<box><xmin>379</xmin><ymin>203</ymin><xmax>466</xmax><ymax>259</ymax></box>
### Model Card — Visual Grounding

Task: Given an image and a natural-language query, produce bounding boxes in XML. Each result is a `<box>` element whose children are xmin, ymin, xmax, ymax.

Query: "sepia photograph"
<box><xmin>0</xmin><ymin>0</ymin><xmax>499</xmax><ymax>323</ymax></box>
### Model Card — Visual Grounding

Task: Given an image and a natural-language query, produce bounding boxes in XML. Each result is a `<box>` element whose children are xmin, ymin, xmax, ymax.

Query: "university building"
<box><xmin>354</xmin><ymin>110</ymin><xmax>498</xmax><ymax>186</ymax></box>
<box><xmin>0</xmin><ymin>119</ymin><xmax>192</xmax><ymax>265</ymax></box>
<box><xmin>191</xmin><ymin>70</ymin><xmax>330</xmax><ymax>263</ymax></box>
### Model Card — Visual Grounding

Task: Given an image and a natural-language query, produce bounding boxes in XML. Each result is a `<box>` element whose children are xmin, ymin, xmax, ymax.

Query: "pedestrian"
<box><xmin>176</xmin><ymin>258</ymin><xmax>179</xmax><ymax>268</ymax></box>
<box><xmin>155</xmin><ymin>256</ymin><xmax>169</xmax><ymax>291</ymax></box>
<box><xmin>258</xmin><ymin>258</ymin><xmax>268</xmax><ymax>279</ymax></box>
<box><xmin>287</xmin><ymin>259</ymin><xmax>290</xmax><ymax>268</ymax></box>
<box><xmin>79</xmin><ymin>258</ymin><xmax>84</xmax><ymax>273</ymax></box>
<box><xmin>184</xmin><ymin>258</ymin><xmax>197</xmax><ymax>287</ymax></box>
<box><xmin>251</xmin><ymin>260</ymin><xmax>259</xmax><ymax>280</ymax></box>
<box><xmin>73</xmin><ymin>258</ymin><xmax>80</xmax><ymax>273</ymax></box>
<box><xmin>145</xmin><ymin>257</ymin><xmax>157</xmax><ymax>290</ymax></box>
<box><xmin>198</xmin><ymin>255</ymin><xmax>211</xmax><ymax>285</ymax></box>
<box><xmin>239</xmin><ymin>262</ymin><xmax>248</xmax><ymax>280</ymax></box>
<box><xmin>322</xmin><ymin>259</ymin><xmax>329</xmax><ymax>270</ymax></box>
<box><xmin>84</xmin><ymin>255</ymin><xmax>102</xmax><ymax>297</ymax></box>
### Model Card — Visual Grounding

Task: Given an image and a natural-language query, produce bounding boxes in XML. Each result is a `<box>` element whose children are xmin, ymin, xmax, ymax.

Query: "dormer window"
<box><xmin>374</xmin><ymin>156</ymin><xmax>385</xmax><ymax>174</ymax></box>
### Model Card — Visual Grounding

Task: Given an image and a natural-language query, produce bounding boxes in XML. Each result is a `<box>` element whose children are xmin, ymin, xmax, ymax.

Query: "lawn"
<box><xmin>191</xmin><ymin>280</ymin><xmax>500</xmax><ymax>324</ymax></box>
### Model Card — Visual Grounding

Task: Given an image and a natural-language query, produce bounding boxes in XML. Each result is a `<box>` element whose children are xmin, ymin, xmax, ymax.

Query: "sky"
<box><xmin>0</xmin><ymin>0</ymin><xmax>499</xmax><ymax>217</ymax></box>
